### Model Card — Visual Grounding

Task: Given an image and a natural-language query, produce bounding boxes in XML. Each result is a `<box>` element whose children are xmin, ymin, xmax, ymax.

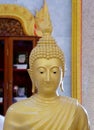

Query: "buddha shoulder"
<box><xmin>6</xmin><ymin>97</ymin><xmax>33</xmax><ymax>113</ymax></box>
<box><xmin>59</xmin><ymin>96</ymin><xmax>78</xmax><ymax>107</ymax></box>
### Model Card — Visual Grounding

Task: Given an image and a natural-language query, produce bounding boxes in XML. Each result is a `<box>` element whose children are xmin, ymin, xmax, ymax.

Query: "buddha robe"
<box><xmin>3</xmin><ymin>95</ymin><xmax>90</xmax><ymax>130</ymax></box>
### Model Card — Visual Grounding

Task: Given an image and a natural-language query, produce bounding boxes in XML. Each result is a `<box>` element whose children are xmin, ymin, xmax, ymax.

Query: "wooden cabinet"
<box><xmin>0</xmin><ymin>36</ymin><xmax>39</xmax><ymax>115</ymax></box>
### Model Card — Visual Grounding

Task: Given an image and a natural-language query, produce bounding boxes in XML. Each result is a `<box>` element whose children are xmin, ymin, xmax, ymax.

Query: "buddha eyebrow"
<box><xmin>51</xmin><ymin>66</ymin><xmax>60</xmax><ymax>69</ymax></box>
<box><xmin>37</xmin><ymin>66</ymin><xmax>46</xmax><ymax>69</ymax></box>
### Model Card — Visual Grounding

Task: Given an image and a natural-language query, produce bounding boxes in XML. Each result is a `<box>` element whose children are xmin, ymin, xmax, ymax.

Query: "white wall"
<box><xmin>82</xmin><ymin>0</ymin><xmax>94</xmax><ymax>129</ymax></box>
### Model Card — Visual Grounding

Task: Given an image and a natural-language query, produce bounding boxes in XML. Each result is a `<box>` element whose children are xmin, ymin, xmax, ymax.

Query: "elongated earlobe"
<box><xmin>59</xmin><ymin>70</ymin><xmax>64</xmax><ymax>92</ymax></box>
<box><xmin>31</xmin><ymin>83</ymin><xmax>36</xmax><ymax>93</ymax></box>
<box><xmin>27</xmin><ymin>69</ymin><xmax>35</xmax><ymax>93</ymax></box>
<box><xmin>60</xmin><ymin>81</ymin><xmax>64</xmax><ymax>92</ymax></box>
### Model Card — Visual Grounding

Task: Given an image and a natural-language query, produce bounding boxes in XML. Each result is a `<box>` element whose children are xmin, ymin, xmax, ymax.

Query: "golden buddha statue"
<box><xmin>3</xmin><ymin>3</ymin><xmax>90</xmax><ymax>130</ymax></box>
<box><xmin>3</xmin><ymin>33</ymin><xmax>90</xmax><ymax>130</ymax></box>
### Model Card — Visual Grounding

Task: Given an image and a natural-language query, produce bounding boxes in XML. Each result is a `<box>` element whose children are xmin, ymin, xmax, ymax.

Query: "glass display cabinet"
<box><xmin>0</xmin><ymin>36</ymin><xmax>39</xmax><ymax>115</ymax></box>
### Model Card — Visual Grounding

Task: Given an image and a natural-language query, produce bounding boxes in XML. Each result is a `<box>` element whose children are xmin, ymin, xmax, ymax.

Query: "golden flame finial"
<box><xmin>35</xmin><ymin>0</ymin><xmax>52</xmax><ymax>36</ymax></box>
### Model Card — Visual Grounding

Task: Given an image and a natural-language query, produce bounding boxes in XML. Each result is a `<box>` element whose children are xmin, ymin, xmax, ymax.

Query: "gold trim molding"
<box><xmin>0</xmin><ymin>4</ymin><xmax>35</xmax><ymax>35</ymax></box>
<box><xmin>72</xmin><ymin>0</ymin><xmax>82</xmax><ymax>103</ymax></box>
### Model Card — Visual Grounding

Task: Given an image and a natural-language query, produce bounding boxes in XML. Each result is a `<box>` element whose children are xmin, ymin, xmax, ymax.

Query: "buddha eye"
<box><xmin>53</xmin><ymin>71</ymin><xmax>57</xmax><ymax>74</ymax></box>
<box><xmin>51</xmin><ymin>67</ymin><xmax>59</xmax><ymax>74</ymax></box>
<box><xmin>38</xmin><ymin>67</ymin><xmax>45</xmax><ymax>74</ymax></box>
<box><xmin>40</xmin><ymin>71</ymin><xmax>44</xmax><ymax>74</ymax></box>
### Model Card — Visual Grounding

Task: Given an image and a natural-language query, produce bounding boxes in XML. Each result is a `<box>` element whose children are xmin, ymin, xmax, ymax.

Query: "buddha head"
<box><xmin>28</xmin><ymin>34</ymin><xmax>65</xmax><ymax>97</ymax></box>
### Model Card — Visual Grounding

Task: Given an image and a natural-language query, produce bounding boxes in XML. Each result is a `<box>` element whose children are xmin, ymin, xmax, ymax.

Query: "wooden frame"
<box><xmin>72</xmin><ymin>0</ymin><xmax>82</xmax><ymax>103</ymax></box>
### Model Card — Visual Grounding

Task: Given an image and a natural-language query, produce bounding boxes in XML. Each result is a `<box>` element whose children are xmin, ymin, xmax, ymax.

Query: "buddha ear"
<box><xmin>27</xmin><ymin>69</ymin><xmax>36</xmax><ymax>93</ymax></box>
<box><xmin>60</xmin><ymin>81</ymin><xmax>64</xmax><ymax>92</ymax></box>
<box><xmin>27</xmin><ymin>69</ymin><xmax>33</xmax><ymax>81</ymax></box>
<box><xmin>61</xmin><ymin>70</ymin><xmax>64</xmax><ymax>79</ymax></box>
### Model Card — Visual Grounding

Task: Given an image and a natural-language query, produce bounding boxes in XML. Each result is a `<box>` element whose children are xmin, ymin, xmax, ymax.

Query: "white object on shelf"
<box><xmin>13</xmin><ymin>64</ymin><xmax>27</xmax><ymax>69</ymax></box>
<box><xmin>0</xmin><ymin>98</ymin><xmax>3</xmax><ymax>103</ymax></box>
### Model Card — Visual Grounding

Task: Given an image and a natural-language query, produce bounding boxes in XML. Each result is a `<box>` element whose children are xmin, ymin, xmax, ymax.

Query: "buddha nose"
<box><xmin>45</xmin><ymin>70</ymin><xmax>50</xmax><ymax>82</ymax></box>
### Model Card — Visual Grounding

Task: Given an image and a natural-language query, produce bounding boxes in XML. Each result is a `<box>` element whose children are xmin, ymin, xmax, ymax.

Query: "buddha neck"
<box><xmin>33</xmin><ymin>93</ymin><xmax>59</xmax><ymax>103</ymax></box>
<box><xmin>37</xmin><ymin>91</ymin><xmax>57</xmax><ymax>98</ymax></box>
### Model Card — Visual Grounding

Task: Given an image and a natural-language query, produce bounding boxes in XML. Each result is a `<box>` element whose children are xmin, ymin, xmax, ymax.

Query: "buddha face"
<box><xmin>31</xmin><ymin>58</ymin><xmax>63</xmax><ymax>97</ymax></box>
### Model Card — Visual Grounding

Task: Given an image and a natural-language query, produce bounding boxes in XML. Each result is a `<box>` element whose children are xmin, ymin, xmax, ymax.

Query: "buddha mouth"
<box><xmin>43</xmin><ymin>84</ymin><xmax>57</xmax><ymax>91</ymax></box>
<box><xmin>38</xmin><ymin>81</ymin><xmax>58</xmax><ymax>90</ymax></box>
<box><xmin>43</xmin><ymin>82</ymin><xmax>54</xmax><ymax>87</ymax></box>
